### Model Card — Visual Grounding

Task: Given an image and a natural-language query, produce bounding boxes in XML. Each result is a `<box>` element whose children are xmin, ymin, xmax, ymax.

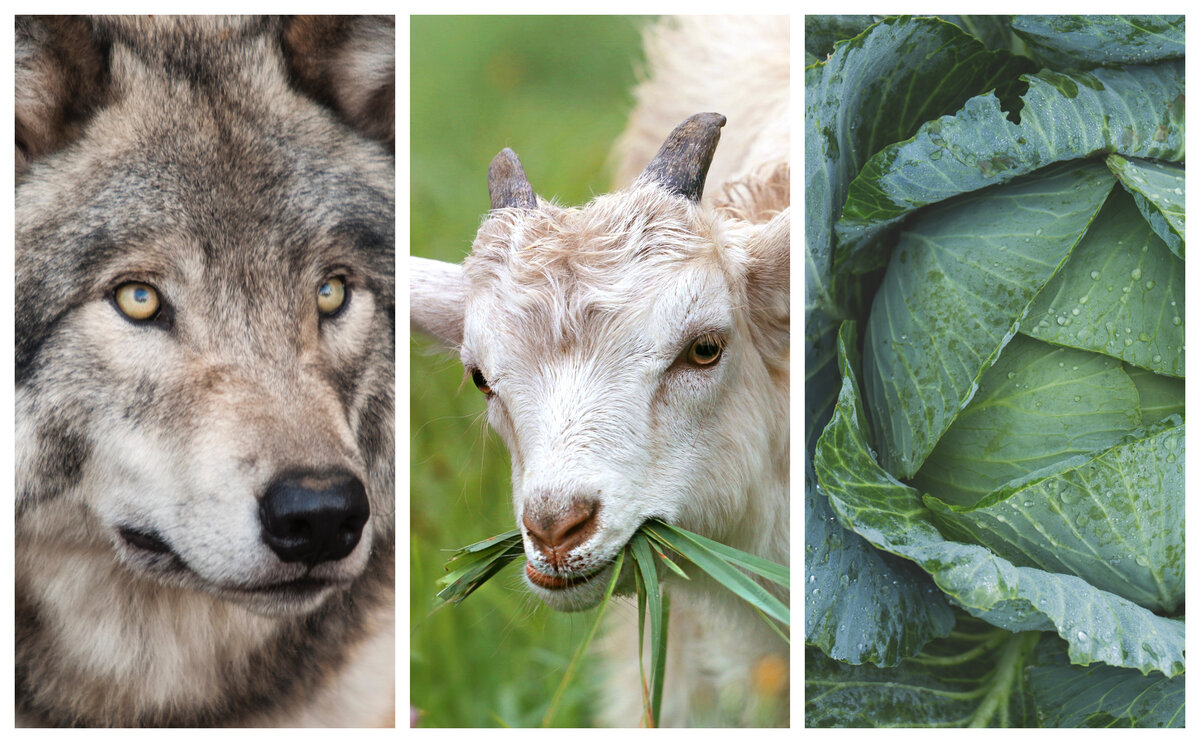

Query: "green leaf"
<box><xmin>836</xmin><ymin>61</ymin><xmax>1185</xmax><ymax>272</ymax></box>
<box><xmin>1107</xmin><ymin>154</ymin><xmax>1185</xmax><ymax>259</ymax></box>
<box><xmin>1026</xmin><ymin>186</ymin><xmax>1184</xmax><ymax>377</ymax></box>
<box><xmin>1027</xmin><ymin>634</ymin><xmax>1185</xmax><ymax>727</ymax></box>
<box><xmin>925</xmin><ymin>416</ymin><xmax>1185</xmax><ymax>614</ymax></box>
<box><xmin>806</xmin><ymin>458</ymin><xmax>955</xmax><ymax>666</ymax></box>
<box><xmin>861</xmin><ymin>161</ymin><xmax>1115</xmax><ymax>478</ymax></box>
<box><xmin>942</xmin><ymin>16</ymin><xmax>1027</xmax><ymax>55</ymax></box>
<box><xmin>806</xmin><ymin>15</ymin><xmax>1032</xmax><ymax>316</ymax></box>
<box><xmin>1012</xmin><ymin>16</ymin><xmax>1185</xmax><ymax>70</ymax></box>
<box><xmin>1125</xmin><ymin>364</ymin><xmax>1185</xmax><ymax>424</ymax></box>
<box><xmin>912</xmin><ymin>335</ymin><xmax>1141</xmax><ymax>507</ymax></box>
<box><xmin>805</xmin><ymin>613</ymin><xmax>1041</xmax><ymax>727</ymax></box>
<box><xmin>814</xmin><ymin>321</ymin><xmax>1185</xmax><ymax>678</ymax></box>
<box><xmin>803</xmin><ymin>15</ymin><xmax>881</xmax><ymax>60</ymax></box>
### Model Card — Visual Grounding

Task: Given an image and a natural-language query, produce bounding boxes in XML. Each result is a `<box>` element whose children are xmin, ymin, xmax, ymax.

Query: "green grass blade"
<box><xmin>449</xmin><ymin>528</ymin><xmax>523</xmax><ymax>555</ymax></box>
<box><xmin>645</xmin><ymin>519</ymin><xmax>788</xmax><ymax>587</ymax></box>
<box><xmin>434</xmin><ymin>532</ymin><xmax>524</xmax><ymax>607</ymax></box>
<box><xmin>652</xmin><ymin>590</ymin><xmax>670</xmax><ymax>722</ymax></box>
<box><xmin>645</xmin><ymin>523</ymin><xmax>790</xmax><ymax>627</ymax></box>
<box><xmin>632</xmin><ymin>547</ymin><xmax>650</xmax><ymax>725</ymax></box>
<box><xmin>651</xmin><ymin>547</ymin><xmax>690</xmax><ymax>580</ymax></box>
<box><xmin>630</xmin><ymin>533</ymin><xmax>666</xmax><ymax>726</ymax></box>
<box><xmin>540</xmin><ymin>550</ymin><xmax>625</xmax><ymax>727</ymax></box>
<box><xmin>752</xmin><ymin>603</ymin><xmax>791</xmax><ymax>645</ymax></box>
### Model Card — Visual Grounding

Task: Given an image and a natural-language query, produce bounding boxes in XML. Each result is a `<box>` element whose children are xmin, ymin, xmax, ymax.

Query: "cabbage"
<box><xmin>806</xmin><ymin>15</ymin><xmax>1184</xmax><ymax>727</ymax></box>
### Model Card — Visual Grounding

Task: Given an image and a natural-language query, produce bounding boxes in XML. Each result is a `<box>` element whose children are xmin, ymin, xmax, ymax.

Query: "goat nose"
<box><xmin>523</xmin><ymin>499</ymin><xmax>600</xmax><ymax>558</ymax></box>
<box><xmin>259</xmin><ymin>470</ymin><xmax>369</xmax><ymax>565</ymax></box>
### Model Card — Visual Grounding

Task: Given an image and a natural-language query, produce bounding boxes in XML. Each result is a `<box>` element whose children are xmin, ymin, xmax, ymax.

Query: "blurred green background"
<box><xmin>409</xmin><ymin>15</ymin><xmax>649</xmax><ymax>727</ymax></box>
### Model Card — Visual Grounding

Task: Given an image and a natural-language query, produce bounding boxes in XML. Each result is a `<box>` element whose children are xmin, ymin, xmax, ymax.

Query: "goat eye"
<box><xmin>113</xmin><ymin>282</ymin><xmax>162</xmax><ymax>322</ymax></box>
<box><xmin>471</xmin><ymin>368</ymin><xmax>493</xmax><ymax>395</ymax></box>
<box><xmin>686</xmin><ymin>334</ymin><xmax>725</xmax><ymax>366</ymax></box>
<box><xmin>317</xmin><ymin>277</ymin><xmax>347</xmax><ymax>316</ymax></box>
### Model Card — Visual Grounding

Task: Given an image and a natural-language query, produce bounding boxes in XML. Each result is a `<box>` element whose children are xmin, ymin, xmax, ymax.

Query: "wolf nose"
<box><xmin>523</xmin><ymin>498</ymin><xmax>599</xmax><ymax>564</ymax></box>
<box><xmin>259</xmin><ymin>470</ymin><xmax>369</xmax><ymax>565</ymax></box>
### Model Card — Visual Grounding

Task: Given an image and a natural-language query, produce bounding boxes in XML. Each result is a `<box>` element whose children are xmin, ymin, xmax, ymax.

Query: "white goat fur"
<box><xmin>410</xmin><ymin>16</ymin><xmax>789</xmax><ymax>726</ymax></box>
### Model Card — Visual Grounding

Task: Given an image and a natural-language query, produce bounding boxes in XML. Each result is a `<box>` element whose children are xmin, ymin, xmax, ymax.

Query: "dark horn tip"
<box><xmin>488</xmin><ymin>148</ymin><xmax>538</xmax><ymax>210</ymax></box>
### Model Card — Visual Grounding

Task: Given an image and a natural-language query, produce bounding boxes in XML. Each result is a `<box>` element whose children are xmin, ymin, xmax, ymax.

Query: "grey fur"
<box><xmin>15</xmin><ymin>16</ymin><xmax>395</xmax><ymax>727</ymax></box>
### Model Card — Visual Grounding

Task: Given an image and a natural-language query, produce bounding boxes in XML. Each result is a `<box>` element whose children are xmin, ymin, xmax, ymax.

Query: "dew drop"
<box><xmin>1007</xmin><ymin>371</ymin><xmax>1016</xmax><ymax>379</ymax></box>
<box><xmin>1145</xmin><ymin>280</ymin><xmax>1156</xmax><ymax>290</ymax></box>
<box><xmin>1172</xmin><ymin>316</ymin><xmax>1181</xmax><ymax>326</ymax></box>
<box><xmin>1078</xmin><ymin>295</ymin><xmax>1089</xmax><ymax>304</ymax></box>
<box><xmin>1089</xmin><ymin>270</ymin><xmax>1101</xmax><ymax>280</ymax></box>
<box><xmin>1071</xmin><ymin>308</ymin><xmax>1080</xmax><ymax>316</ymax></box>
<box><xmin>1131</xmin><ymin>267</ymin><xmax>1142</xmax><ymax>280</ymax></box>
<box><xmin>1077</xmin><ymin>630</ymin><xmax>1089</xmax><ymax>642</ymax></box>
<box><xmin>1152</xmin><ymin>354</ymin><xmax>1162</xmax><ymax>364</ymax></box>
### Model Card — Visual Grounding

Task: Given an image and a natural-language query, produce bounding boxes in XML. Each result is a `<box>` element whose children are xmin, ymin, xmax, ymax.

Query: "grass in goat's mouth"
<box><xmin>434</xmin><ymin>518</ymin><xmax>789</xmax><ymax>727</ymax></box>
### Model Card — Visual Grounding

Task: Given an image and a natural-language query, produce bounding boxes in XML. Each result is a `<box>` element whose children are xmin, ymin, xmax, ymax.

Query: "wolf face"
<box><xmin>15</xmin><ymin>16</ymin><xmax>394</xmax><ymax>726</ymax></box>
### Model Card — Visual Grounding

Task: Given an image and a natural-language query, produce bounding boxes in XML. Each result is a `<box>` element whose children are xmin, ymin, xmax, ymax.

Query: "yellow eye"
<box><xmin>686</xmin><ymin>334</ymin><xmax>725</xmax><ymax>366</ymax></box>
<box><xmin>114</xmin><ymin>282</ymin><xmax>161</xmax><ymax>321</ymax></box>
<box><xmin>317</xmin><ymin>277</ymin><xmax>347</xmax><ymax>316</ymax></box>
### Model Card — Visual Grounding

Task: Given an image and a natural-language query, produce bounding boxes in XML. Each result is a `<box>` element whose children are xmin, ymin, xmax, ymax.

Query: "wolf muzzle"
<box><xmin>259</xmin><ymin>470</ymin><xmax>369</xmax><ymax>566</ymax></box>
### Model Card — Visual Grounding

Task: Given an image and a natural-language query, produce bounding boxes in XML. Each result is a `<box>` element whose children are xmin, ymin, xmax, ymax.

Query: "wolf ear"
<box><xmin>15</xmin><ymin>16</ymin><xmax>109</xmax><ymax>176</ymax></box>
<box><xmin>283</xmin><ymin>16</ymin><xmax>395</xmax><ymax>151</ymax></box>
<box><xmin>745</xmin><ymin>208</ymin><xmax>790</xmax><ymax>368</ymax></box>
<box><xmin>410</xmin><ymin>256</ymin><xmax>467</xmax><ymax>350</ymax></box>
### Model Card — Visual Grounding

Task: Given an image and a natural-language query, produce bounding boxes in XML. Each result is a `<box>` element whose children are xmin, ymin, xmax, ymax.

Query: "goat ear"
<box><xmin>636</xmin><ymin>112</ymin><xmax>725</xmax><ymax>201</ymax></box>
<box><xmin>283</xmin><ymin>16</ymin><xmax>395</xmax><ymax>151</ymax></box>
<box><xmin>410</xmin><ymin>256</ymin><xmax>467</xmax><ymax>349</ymax></box>
<box><xmin>15</xmin><ymin>16</ymin><xmax>109</xmax><ymax>177</ymax></box>
<box><xmin>745</xmin><ymin>208</ymin><xmax>790</xmax><ymax>366</ymax></box>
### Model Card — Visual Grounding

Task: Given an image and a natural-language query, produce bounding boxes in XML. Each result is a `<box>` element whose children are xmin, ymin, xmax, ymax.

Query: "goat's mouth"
<box><xmin>524</xmin><ymin>561</ymin><xmax>606</xmax><ymax>590</ymax></box>
<box><xmin>523</xmin><ymin>558</ymin><xmax>616</xmax><ymax>611</ymax></box>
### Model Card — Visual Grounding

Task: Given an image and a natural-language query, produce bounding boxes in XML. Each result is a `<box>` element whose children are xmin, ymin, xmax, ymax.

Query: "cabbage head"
<box><xmin>806</xmin><ymin>15</ymin><xmax>1184</xmax><ymax>727</ymax></box>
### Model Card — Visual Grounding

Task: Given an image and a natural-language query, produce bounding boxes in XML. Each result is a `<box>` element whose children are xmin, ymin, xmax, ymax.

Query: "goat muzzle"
<box><xmin>522</xmin><ymin>498</ymin><xmax>600</xmax><ymax>569</ymax></box>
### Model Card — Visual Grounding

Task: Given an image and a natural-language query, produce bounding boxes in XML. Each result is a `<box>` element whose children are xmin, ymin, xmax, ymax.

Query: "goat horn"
<box><xmin>637</xmin><ymin>112</ymin><xmax>726</xmax><ymax>201</ymax></box>
<box><xmin>488</xmin><ymin>148</ymin><xmax>538</xmax><ymax>210</ymax></box>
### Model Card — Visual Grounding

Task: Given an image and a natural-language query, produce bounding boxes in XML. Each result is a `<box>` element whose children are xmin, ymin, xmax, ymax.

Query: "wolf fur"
<box><xmin>410</xmin><ymin>16</ymin><xmax>788</xmax><ymax>726</ymax></box>
<box><xmin>15</xmin><ymin>16</ymin><xmax>395</xmax><ymax>727</ymax></box>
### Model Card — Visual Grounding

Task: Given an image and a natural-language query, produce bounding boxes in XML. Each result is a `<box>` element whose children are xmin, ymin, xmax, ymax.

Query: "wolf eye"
<box><xmin>471</xmin><ymin>368</ymin><xmax>492</xmax><ymax>395</ymax></box>
<box><xmin>317</xmin><ymin>277</ymin><xmax>347</xmax><ymax>316</ymax></box>
<box><xmin>113</xmin><ymin>282</ymin><xmax>162</xmax><ymax>322</ymax></box>
<box><xmin>686</xmin><ymin>334</ymin><xmax>725</xmax><ymax>366</ymax></box>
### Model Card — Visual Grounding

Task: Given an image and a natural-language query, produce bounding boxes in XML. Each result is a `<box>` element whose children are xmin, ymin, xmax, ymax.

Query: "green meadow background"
<box><xmin>409</xmin><ymin>15</ymin><xmax>649</xmax><ymax>727</ymax></box>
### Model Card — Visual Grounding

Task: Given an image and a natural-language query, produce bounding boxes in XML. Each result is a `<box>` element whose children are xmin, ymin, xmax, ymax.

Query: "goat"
<box><xmin>410</xmin><ymin>16</ymin><xmax>789</xmax><ymax>727</ymax></box>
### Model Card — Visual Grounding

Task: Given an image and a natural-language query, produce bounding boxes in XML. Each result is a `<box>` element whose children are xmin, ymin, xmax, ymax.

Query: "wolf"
<box><xmin>15</xmin><ymin>16</ymin><xmax>395</xmax><ymax>727</ymax></box>
<box><xmin>411</xmin><ymin>16</ymin><xmax>788</xmax><ymax>726</ymax></box>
